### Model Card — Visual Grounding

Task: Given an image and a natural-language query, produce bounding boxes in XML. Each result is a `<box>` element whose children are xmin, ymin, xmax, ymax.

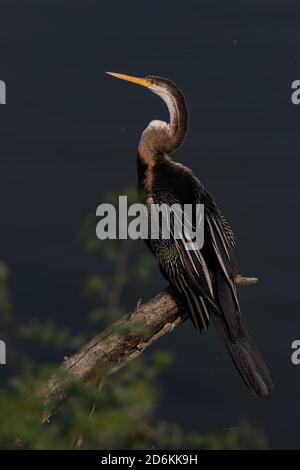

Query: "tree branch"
<box><xmin>43</xmin><ymin>275</ymin><xmax>257</xmax><ymax>422</ymax></box>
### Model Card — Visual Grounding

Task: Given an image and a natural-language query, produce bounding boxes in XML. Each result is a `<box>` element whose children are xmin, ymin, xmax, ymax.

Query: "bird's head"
<box><xmin>106</xmin><ymin>72</ymin><xmax>188</xmax><ymax>158</ymax></box>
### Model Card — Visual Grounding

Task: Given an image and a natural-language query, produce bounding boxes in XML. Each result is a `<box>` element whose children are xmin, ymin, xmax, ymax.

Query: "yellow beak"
<box><xmin>106</xmin><ymin>72</ymin><xmax>152</xmax><ymax>88</ymax></box>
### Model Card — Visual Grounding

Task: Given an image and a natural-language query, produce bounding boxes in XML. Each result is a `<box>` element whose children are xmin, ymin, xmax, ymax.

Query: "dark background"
<box><xmin>1</xmin><ymin>0</ymin><xmax>300</xmax><ymax>449</ymax></box>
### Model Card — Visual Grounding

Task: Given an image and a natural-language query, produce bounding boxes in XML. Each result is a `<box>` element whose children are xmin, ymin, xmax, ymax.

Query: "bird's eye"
<box><xmin>145</xmin><ymin>77</ymin><xmax>155</xmax><ymax>86</ymax></box>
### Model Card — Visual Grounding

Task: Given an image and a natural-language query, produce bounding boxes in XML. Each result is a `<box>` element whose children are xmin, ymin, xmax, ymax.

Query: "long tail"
<box><xmin>212</xmin><ymin>312</ymin><xmax>273</xmax><ymax>396</ymax></box>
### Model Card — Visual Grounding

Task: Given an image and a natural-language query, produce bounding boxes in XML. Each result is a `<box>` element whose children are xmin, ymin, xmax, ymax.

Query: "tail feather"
<box><xmin>212</xmin><ymin>313</ymin><xmax>273</xmax><ymax>396</ymax></box>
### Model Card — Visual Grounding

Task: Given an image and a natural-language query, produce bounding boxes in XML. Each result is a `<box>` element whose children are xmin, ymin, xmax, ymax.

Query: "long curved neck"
<box><xmin>138</xmin><ymin>85</ymin><xmax>189</xmax><ymax>162</ymax></box>
<box><xmin>167</xmin><ymin>86</ymin><xmax>189</xmax><ymax>152</ymax></box>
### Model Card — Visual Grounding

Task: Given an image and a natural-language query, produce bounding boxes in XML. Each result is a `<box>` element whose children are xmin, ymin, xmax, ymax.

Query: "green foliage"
<box><xmin>133</xmin><ymin>255</ymin><xmax>157</xmax><ymax>282</ymax></box>
<box><xmin>186</xmin><ymin>423</ymin><xmax>268</xmax><ymax>450</ymax></box>
<box><xmin>0</xmin><ymin>357</ymin><xmax>162</xmax><ymax>450</ymax></box>
<box><xmin>0</xmin><ymin>356</ymin><xmax>268</xmax><ymax>450</ymax></box>
<box><xmin>83</xmin><ymin>275</ymin><xmax>108</xmax><ymax>298</ymax></box>
<box><xmin>17</xmin><ymin>320</ymin><xmax>86</xmax><ymax>351</ymax></box>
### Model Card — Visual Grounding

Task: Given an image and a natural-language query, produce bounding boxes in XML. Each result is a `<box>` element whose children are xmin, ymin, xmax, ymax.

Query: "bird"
<box><xmin>106</xmin><ymin>72</ymin><xmax>273</xmax><ymax>396</ymax></box>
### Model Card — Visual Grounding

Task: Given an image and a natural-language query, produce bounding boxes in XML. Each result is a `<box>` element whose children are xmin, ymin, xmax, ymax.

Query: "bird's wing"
<box><xmin>149</xmin><ymin>190</ymin><xmax>220</xmax><ymax>332</ymax></box>
<box><xmin>150</xmin><ymin>180</ymin><xmax>241</xmax><ymax>338</ymax></box>
<box><xmin>195</xmin><ymin>181</ymin><xmax>242</xmax><ymax>341</ymax></box>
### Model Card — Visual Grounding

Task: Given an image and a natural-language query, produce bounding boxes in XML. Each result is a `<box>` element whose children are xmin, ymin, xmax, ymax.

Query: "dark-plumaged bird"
<box><xmin>107</xmin><ymin>72</ymin><xmax>273</xmax><ymax>396</ymax></box>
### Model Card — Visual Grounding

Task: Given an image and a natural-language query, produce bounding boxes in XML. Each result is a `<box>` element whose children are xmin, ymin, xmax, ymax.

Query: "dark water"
<box><xmin>1</xmin><ymin>0</ymin><xmax>300</xmax><ymax>449</ymax></box>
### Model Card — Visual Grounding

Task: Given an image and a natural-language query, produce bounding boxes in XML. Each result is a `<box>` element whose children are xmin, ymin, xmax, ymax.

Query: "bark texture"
<box><xmin>43</xmin><ymin>275</ymin><xmax>257</xmax><ymax>421</ymax></box>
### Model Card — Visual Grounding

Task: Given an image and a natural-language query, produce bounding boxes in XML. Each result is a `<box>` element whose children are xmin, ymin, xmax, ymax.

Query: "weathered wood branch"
<box><xmin>43</xmin><ymin>275</ymin><xmax>257</xmax><ymax>421</ymax></box>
